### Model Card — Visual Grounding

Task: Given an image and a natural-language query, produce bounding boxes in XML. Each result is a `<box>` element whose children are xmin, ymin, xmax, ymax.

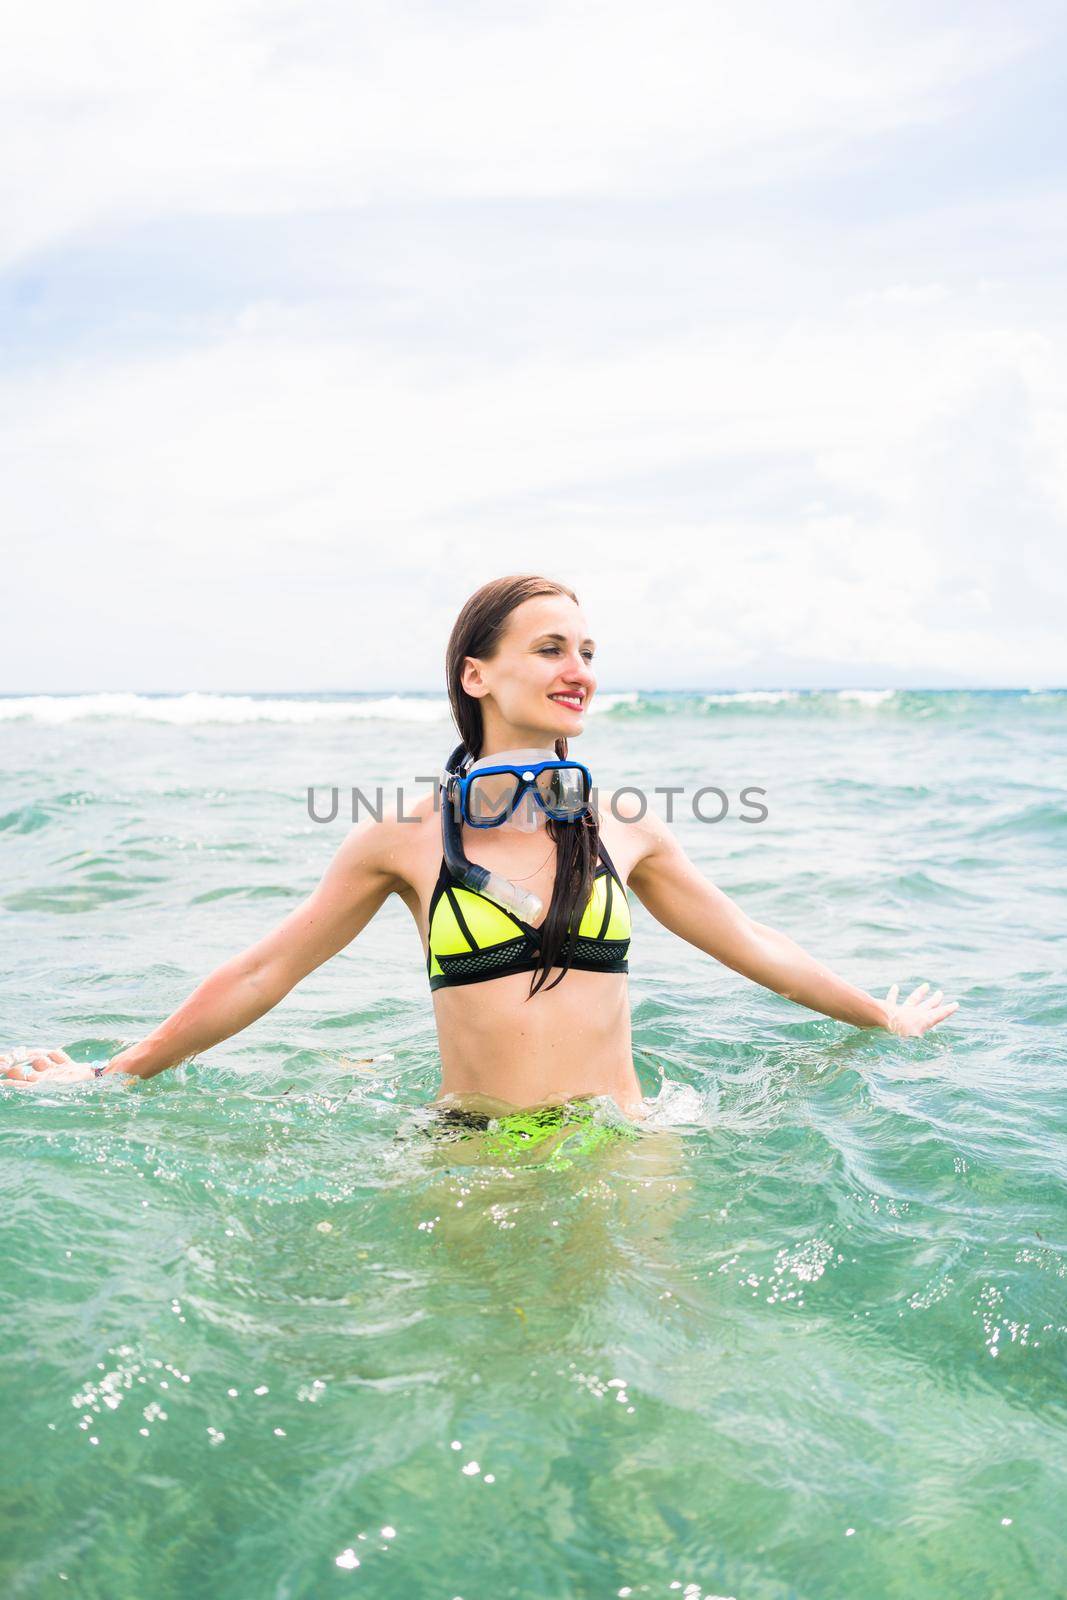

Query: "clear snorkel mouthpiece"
<box><xmin>470</xmin><ymin>868</ymin><xmax>544</xmax><ymax>925</ymax></box>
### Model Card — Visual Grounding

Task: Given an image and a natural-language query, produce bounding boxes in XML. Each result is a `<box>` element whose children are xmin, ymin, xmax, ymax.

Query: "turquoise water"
<box><xmin>1</xmin><ymin>688</ymin><xmax>1065</xmax><ymax>1599</ymax></box>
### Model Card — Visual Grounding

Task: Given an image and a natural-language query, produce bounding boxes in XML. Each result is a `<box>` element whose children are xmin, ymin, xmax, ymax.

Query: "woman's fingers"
<box><xmin>882</xmin><ymin>984</ymin><xmax>960</xmax><ymax>1036</ymax></box>
<box><xmin>2</xmin><ymin>1061</ymin><xmax>92</xmax><ymax>1085</ymax></box>
<box><xmin>1</xmin><ymin>1045</ymin><xmax>75</xmax><ymax>1074</ymax></box>
<box><xmin>3</xmin><ymin>1046</ymin><xmax>39</xmax><ymax>1066</ymax></box>
<box><xmin>4</xmin><ymin>1061</ymin><xmax>40</xmax><ymax>1082</ymax></box>
<box><xmin>915</xmin><ymin>1001</ymin><xmax>960</xmax><ymax>1033</ymax></box>
<box><xmin>1</xmin><ymin>1047</ymin><xmax>90</xmax><ymax>1084</ymax></box>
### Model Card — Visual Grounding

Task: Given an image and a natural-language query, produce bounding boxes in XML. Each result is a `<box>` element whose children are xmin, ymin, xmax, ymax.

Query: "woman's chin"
<box><xmin>519</xmin><ymin>707</ymin><xmax>585</xmax><ymax>743</ymax></box>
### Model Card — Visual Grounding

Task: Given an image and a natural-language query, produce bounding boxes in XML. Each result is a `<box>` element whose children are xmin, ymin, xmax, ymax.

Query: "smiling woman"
<box><xmin>3</xmin><ymin>573</ymin><xmax>959</xmax><ymax>1110</ymax></box>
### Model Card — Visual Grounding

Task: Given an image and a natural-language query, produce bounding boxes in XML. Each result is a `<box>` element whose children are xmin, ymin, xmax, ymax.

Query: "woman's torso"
<box><xmin>392</xmin><ymin>793</ymin><xmax>646</xmax><ymax>1118</ymax></box>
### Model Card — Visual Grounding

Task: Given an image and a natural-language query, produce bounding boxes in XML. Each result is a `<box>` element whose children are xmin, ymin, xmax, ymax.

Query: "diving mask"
<box><xmin>458</xmin><ymin>748</ymin><xmax>593</xmax><ymax>830</ymax></box>
<box><xmin>439</xmin><ymin>743</ymin><xmax>593</xmax><ymax>922</ymax></box>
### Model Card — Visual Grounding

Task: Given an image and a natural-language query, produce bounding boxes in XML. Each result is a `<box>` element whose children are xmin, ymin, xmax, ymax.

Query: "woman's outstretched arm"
<box><xmin>626</xmin><ymin>809</ymin><xmax>960</xmax><ymax>1037</ymax></box>
<box><xmin>3</xmin><ymin>816</ymin><xmax>407</xmax><ymax>1085</ymax></box>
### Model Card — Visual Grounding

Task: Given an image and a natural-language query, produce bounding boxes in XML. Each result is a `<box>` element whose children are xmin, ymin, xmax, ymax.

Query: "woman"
<box><xmin>2</xmin><ymin>575</ymin><xmax>959</xmax><ymax>1125</ymax></box>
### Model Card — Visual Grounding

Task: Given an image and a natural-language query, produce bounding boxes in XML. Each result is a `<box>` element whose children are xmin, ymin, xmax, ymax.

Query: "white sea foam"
<box><xmin>0</xmin><ymin>690</ymin><xmax>645</xmax><ymax>725</ymax></box>
<box><xmin>835</xmin><ymin>689</ymin><xmax>898</xmax><ymax>705</ymax></box>
<box><xmin>702</xmin><ymin>690</ymin><xmax>801</xmax><ymax>706</ymax></box>
<box><xmin>588</xmin><ymin>692</ymin><xmax>639</xmax><ymax>713</ymax></box>
<box><xmin>0</xmin><ymin>692</ymin><xmax>452</xmax><ymax>725</ymax></box>
<box><xmin>639</xmin><ymin>1081</ymin><xmax>715</xmax><ymax>1129</ymax></box>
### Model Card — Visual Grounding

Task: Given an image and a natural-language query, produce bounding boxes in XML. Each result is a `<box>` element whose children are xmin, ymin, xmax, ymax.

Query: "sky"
<box><xmin>2</xmin><ymin>0</ymin><xmax>1066</xmax><ymax>692</ymax></box>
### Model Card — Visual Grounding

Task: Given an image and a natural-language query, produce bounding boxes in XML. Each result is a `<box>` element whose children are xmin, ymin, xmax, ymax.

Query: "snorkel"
<box><xmin>440</xmin><ymin>743</ymin><xmax>564</xmax><ymax>924</ymax></box>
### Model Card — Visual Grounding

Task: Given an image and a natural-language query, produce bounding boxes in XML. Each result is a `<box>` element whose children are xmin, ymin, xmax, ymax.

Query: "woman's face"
<box><xmin>462</xmin><ymin>594</ymin><xmax>597</xmax><ymax>745</ymax></box>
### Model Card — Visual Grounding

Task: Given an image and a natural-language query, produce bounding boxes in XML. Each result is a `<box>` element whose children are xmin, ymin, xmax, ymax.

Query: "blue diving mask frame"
<box><xmin>456</xmin><ymin>755</ymin><xmax>592</xmax><ymax>828</ymax></box>
<box><xmin>439</xmin><ymin>743</ymin><xmax>592</xmax><ymax>923</ymax></box>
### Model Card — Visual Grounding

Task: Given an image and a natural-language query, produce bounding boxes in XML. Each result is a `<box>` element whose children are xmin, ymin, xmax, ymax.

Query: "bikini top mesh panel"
<box><xmin>427</xmin><ymin>838</ymin><xmax>631</xmax><ymax>991</ymax></box>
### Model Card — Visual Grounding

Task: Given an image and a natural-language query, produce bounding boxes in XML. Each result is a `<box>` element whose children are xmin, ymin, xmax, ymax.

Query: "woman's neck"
<box><xmin>477</xmin><ymin>739</ymin><xmax>561</xmax><ymax>760</ymax></box>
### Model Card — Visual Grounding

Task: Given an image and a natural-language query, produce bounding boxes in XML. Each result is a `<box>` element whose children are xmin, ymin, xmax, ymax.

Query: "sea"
<box><xmin>1</xmin><ymin>687</ymin><xmax>1064</xmax><ymax>1599</ymax></box>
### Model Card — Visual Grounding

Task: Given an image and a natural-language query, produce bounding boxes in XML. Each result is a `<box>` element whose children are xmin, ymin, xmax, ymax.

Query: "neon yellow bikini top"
<box><xmin>427</xmin><ymin>838</ymin><xmax>631</xmax><ymax>991</ymax></box>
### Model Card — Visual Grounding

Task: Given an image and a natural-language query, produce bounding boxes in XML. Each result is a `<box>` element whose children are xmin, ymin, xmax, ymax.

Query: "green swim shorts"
<box><xmin>429</xmin><ymin>1097</ymin><xmax>641</xmax><ymax>1169</ymax></box>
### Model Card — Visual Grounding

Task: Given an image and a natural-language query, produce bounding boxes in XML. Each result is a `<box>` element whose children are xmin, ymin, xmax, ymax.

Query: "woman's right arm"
<box><xmin>7</xmin><ymin>817</ymin><xmax>406</xmax><ymax>1085</ymax></box>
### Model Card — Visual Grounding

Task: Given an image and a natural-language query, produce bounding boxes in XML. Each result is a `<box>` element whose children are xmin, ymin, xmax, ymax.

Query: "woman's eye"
<box><xmin>538</xmin><ymin>645</ymin><xmax>595</xmax><ymax>661</ymax></box>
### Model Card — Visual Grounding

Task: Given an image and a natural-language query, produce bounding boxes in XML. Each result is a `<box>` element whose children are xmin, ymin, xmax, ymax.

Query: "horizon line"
<box><xmin>1</xmin><ymin>685</ymin><xmax>1063</xmax><ymax>697</ymax></box>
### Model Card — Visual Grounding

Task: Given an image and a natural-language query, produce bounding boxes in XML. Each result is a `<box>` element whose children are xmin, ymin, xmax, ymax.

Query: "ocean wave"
<box><xmin>602</xmin><ymin>689</ymin><xmax>904</xmax><ymax>715</ymax></box>
<box><xmin>0</xmin><ymin>804</ymin><xmax>52</xmax><ymax>834</ymax></box>
<box><xmin>589</xmin><ymin>692</ymin><xmax>640</xmax><ymax>713</ymax></box>
<box><xmin>0</xmin><ymin>689</ymin><xmax>646</xmax><ymax>726</ymax></box>
<box><xmin>0</xmin><ymin>692</ymin><xmax>452</xmax><ymax>725</ymax></box>
<box><xmin>610</xmin><ymin>688</ymin><xmax>1066</xmax><ymax>718</ymax></box>
<box><xmin>836</xmin><ymin>688</ymin><xmax>898</xmax><ymax>706</ymax></box>
<box><xmin>704</xmin><ymin>690</ymin><xmax>803</xmax><ymax>707</ymax></box>
<box><xmin>967</xmin><ymin>800</ymin><xmax>1067</xmax><ymax>840</ymax></box>
<box><xmin>602</xmin><ymin>688</ymin><xmax>908</xmax><ymax>715</ymax></box>
<box><xmin>0</xmin><ymin>687</ymin><xmax>1060</xmax><ymax>725</ymax></box>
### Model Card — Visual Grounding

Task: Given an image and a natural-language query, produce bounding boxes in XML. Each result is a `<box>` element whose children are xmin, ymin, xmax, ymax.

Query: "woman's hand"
<box><xmin>1</xmin><ymin>1047</ymin><xmax>98</xmax><ymax>1085</ymax></box>
<box><xmin>882</xmin><ymin>983</ymin><xmax>960</xmax><ymax>1037</ymax></box>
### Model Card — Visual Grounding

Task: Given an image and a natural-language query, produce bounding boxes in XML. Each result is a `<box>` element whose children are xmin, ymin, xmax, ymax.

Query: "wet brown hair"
<box><xmin>445</xmin><ymin>575</ymin><xmax>599</xmax><ymax>998</ymax></box>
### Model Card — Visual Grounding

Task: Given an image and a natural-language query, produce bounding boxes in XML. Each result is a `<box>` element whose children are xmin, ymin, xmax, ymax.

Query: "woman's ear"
<box><xmin>461</xmin><ymin>656</ymin><xmax>488</xmax><ymax>699</ymax></box>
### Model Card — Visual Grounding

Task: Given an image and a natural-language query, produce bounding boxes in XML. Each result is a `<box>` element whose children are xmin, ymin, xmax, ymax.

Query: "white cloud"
<box><xmin>0</xmin><ymin>1</ymin><xmax>1029</xmax><ymax>264</ymax></box>
<box><xmin>2</xmin><ymin>1</ymin><xmax>1065</xmax><ymax>690</ymax></box>
<box><xmin>5</xmin><ymin>294</ymin><xmax>1065</xmax><ymax>687</ymax></box>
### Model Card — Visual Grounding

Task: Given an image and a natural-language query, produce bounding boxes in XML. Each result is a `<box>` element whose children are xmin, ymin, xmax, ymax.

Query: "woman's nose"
<box><xmin>563</xmin><ymin>656</ymin><xmax>595</xmax><ymax>686</ymax></box>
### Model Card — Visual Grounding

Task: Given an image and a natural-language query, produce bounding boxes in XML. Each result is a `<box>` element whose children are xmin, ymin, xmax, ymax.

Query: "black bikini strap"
<box><xmin>596</xmin><ymin>872</ymin><xmax>614</xmax><ymax>941</ymax></box>
<box><xmin>444</xmin><ymin>884</ymin><xmax>479</xmax><ymax>951</ymax></box>
<box><xmin>426</xmin><ymin>857</ymin><xmax>453</xmax><ymax>924</ymax></box>
<box><xmin>596</xmin><ymin>836</ymin><xmax>624</xmax><ymax>888</ymax></box>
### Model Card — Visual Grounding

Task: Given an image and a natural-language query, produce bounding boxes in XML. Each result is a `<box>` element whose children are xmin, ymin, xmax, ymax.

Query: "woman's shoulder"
<box><xmin>380</xmin><ymin>789</ymin><xmax>442</xmax><ymax>859</ymax></box>
<box><xmin>594</xmin><ymin>796</ymin><xmax>657</xmax><ymax>887</ymax></box>
<box><xmin>327</xmin><ymin>790</ymin><xmax>441</xmax><ymax>894</ymax></box>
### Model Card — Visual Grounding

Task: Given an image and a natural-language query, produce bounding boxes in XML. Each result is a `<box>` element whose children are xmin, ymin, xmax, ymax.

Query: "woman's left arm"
<box><xmin>626</xmin><ymin>810</ymin><xmax>960</xmax><ymax>1037</ymax></box>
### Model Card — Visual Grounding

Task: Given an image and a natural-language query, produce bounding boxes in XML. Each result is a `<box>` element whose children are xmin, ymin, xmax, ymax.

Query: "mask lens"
<box><xmin>466</xmin><ymin>771</ymin><xmax>521</xmax><ymax>825</ymax></box>
<box><xmin>535</xmin><ymin>764</ymin><xmax>588</xmax><ymax>815</ymax></box>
